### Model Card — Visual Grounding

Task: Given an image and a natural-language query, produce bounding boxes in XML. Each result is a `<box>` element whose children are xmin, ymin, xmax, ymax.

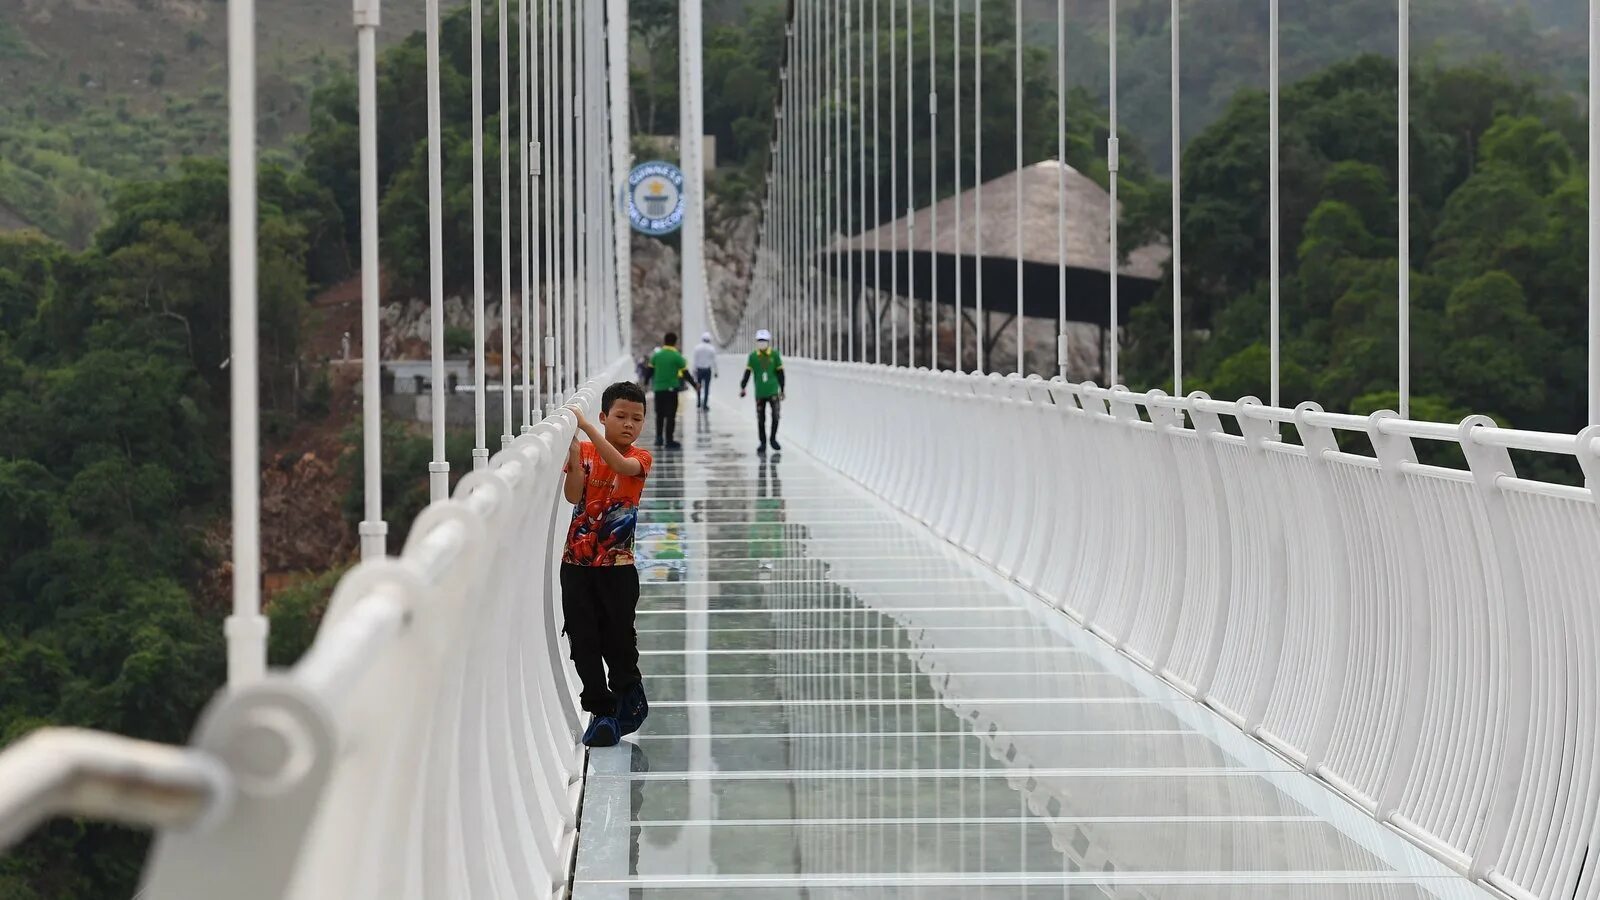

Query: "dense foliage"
<box><xmin>0</xmin><ymin>0</ymin><xmax>1594</xmax><ymax>894</ymax></box>
<box><xmin>0</xmin><ymin>158</ymin><xmax>338</xmax><ymax>897</ymax></box>
<box><xmin>1121</xmin><ymin>56</ymin><xmax>1590</xmax><ymax>446</ymax></box>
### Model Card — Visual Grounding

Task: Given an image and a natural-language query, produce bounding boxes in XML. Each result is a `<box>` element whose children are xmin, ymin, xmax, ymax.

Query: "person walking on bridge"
<box><xmin>691</xmin><ymin>332</ymin><xmax>717</xmax><ymax>410</ymax></box>
<box><xmin>740</xmin><ymin>329</ymin><xmax>785</xmax><ymax>454</ymax></box>
<box><xmin>649</xmin><ymin>333</ymin><xmax>697</xmax><ymax>450</ymax></box>
<box><xmin>562</xmin><ymin>383</ymin><xmax>653</xmax><ymax>747</ymax></box>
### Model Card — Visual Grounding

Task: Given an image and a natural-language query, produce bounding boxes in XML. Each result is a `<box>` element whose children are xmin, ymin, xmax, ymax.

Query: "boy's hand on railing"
<box><xmin>563</xmin><ymin>403</ymin><xmax>592</xmax><ymax>434</ymax></box>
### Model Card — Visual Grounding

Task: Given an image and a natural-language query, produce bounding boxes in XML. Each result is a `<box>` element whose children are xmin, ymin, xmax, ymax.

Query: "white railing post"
<box><xmin>1290</xmin><ymin>402</ymin><xmax>1352</xmax><ymax>773</ymax></box>
<box><xmin>1455</xmin><ymin>415</ymin><xmax>1535</xmax><ymax>881</ymax></box>
<box><xmin>1362</xmin><ymin>410</ymin><xmax>1431</xmax><ymax>821</ymax></box>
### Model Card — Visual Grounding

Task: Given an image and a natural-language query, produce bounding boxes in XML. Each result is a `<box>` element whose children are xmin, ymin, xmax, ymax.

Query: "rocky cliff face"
<box><xmin>630</xmin><ymin>201</ymin><xmax>759</xmax><ymax>354</ymax></box>
<box><xmin>365</xmin><ymin>201</ymin><xmax>762</xmax><ymax>365</ymax></box>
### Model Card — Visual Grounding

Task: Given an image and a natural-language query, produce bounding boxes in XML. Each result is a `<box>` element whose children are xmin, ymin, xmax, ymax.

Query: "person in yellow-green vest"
<box><xmin>739</xmin><ymin>329</ymin><xmax>786</xmax><ymax>454</ymax></box>
<box><xmin>649</xmin><ymin>333</ymin><xmax>698</xmax><ymax>449</ymax></box>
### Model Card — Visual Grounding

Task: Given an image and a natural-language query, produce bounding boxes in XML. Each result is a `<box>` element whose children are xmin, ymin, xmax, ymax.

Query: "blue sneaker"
<box><xmin>617</xmin><ymin>683</ymin><xmax>649</xmax><ymax>736</ymax></box>
<box><xmin>582</xmin><ymin>715</ymin><xmax>621</xmax><ymax>748</ymax></box>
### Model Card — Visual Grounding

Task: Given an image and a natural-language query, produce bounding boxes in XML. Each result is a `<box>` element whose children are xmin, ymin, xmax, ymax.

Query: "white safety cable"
<box><xmin>974</xmin><ymin>0</ymin><xmax>984</xmax><ymax>373</ymax></box>
<box><xmin>1398</xmin><ymin>0</ymin><xmax>1410</xmax><ymax>417</ymax></box>
<box><xmin>1592</xmin><ymin>0</ymin><xmax>1598</xmax><ymax>425</ymax></box>
<box><xmin>1107</xmin><ymin>0</ymin><xmax>1119</xmax><ymax>386</ymax></box>
<box><xmin>1172</xmin><ymin>0</ymin><xmax>1183</xmax><ymax>396</ymax></box>
<box><xmin>928</xmin><ymin>0</ymin><xmax>938</xmax><ymax>371</ymax></box>
<box><xmin>1270</xmin><ymin>0</ymin><xmax>1280</xmax><ymax>407</ymax></box>
<box><xmin>890</xmin><ymin>0</ymin><xmax>899</xmax><ymax>367</ymax></box>
<box><xmin>953</xmin><ymin>0</ymin><xmax>963</xmax><ymax>371</ymax></box>
<box><xmin>1015</xmin><ymin>0</ymin><xmax>1023</xmax><ymax>375</ymax></box>
<box><xmin>471</xmin><ymin>0</ymin><xmax>488</xmax><ymax>469</ymax></box>
<box><xmin>498</xmin><ymin>0</ymin><xmax>512</xmax><ymax>446</ymax></box>
<box><xmin>425</xmin><ymin>0</ymin><xmax>448</xmax><ymax>501</ymax></box>
<box><xmin>1056</xmin><ymin>0</ymin><xmax>1067</xmax><ymax>379</ymax></box>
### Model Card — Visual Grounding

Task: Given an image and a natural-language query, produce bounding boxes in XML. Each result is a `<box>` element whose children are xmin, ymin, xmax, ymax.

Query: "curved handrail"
<box><xmin>784</xmin><ymin>357</ymin><xmax>1600</xmax><ymax>900</ymax></box>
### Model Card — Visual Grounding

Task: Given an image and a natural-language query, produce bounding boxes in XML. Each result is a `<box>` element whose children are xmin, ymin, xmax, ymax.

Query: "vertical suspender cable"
<box><xmin>582</xmin><ymin>0</ymin><xmax>595</xmax><ymax>377</ymax></box>
<box><xmin>543</xmin><ymin>0</ymin><xmax>556</xmax><ymax>409</ymax></box>
<box><xmin>890</xmin><ymin>0</ymin><xmax>899</xmax><ymax>367</ymax></box>
<box><xmin>1172</xmin><ymin>0</ymin><xmax>1183</xmax><ymax>396</ymax></box>
<box><xmin>226</xmin><ymin>0</ymin><xmax>266</xmax><ymax>685</ymax></box>
<box><xmin>831</xmin><ymin>0</ymin><xmax>840</xmax><ymax>359</ymax></box>
<box><xmin>804</xmin><ymin>4</ymin><xmax>813</xmax><ymax>358</ymax></box>
<box><xmin>1014</xmin><ymin>0</ymin><xmax>1023</xmax><ymax>375</ymax></box>
<box><xmin>472</xmin><ymin>0</ymin><xmax>488</xmax><ymax>468</ymax></box>
<box><xmin>562</xmin><ymin>0</ymin><xmax>575</xmax><ymax>391</ymax></box>
<box><xmin>520</xmin><ymin>0</ymin><xmax>533</xmax><ymax>427</ymax></box>
<box><xmin>906</xmin><ymin>0</ymin><xmax>916</xmax><ymax>368</ymax></box>
<box><xmin>1591</xmin><ymin>0</ymin><xmax>1598</xmax><ymax>426</ymax></box>
<box><xmin>859</xmin><ymin>0</ymin><xmax>868</xmax><ymax>364</ymax></box>
<box><xmin>873</xmin><ymin>0</ymin><xmax>881</xmax><ymax>364</ymax></box>
<box><xmin>928</xmin><ymin>0</ymin><xmax>938</xmax><ymax>371</ymax></box>
<box><xmin>1107</xmin><ymin>0</ymin><xmax>1119</xmax><ymax>386</ymax></box>
<box><xmin>499</xmin><ymin>0</ymin><xmax>513</xmax><ymax>446</ymax></box>
<box><xmin>954</xmin><ymin>0</ymin><xmax>963</xmax><ymax>371</ymax></box>
<box><xmin>811</xmin><ymin>2</ymin><xmax>819</xmax><ymax>358</ymax></box>
<box><xmin>846</xmin><ymin>0</ymin><xmax>855</xmax><ymax>362</ymax></box>
<box><xmin>356</xmin><ymin>0</ymin><xmax>387</xmax><ymax>558</ymax></box>
<box><xmin>1056</xmin><ymin>0</ymin><xmax>1067</xmax><ymax>379</ymax></box>
<box><xmin>1398</xmin><ymin>0</ymin><xmax>1410</xmax><ymax>418</ymax></box>
<box><xmin>609</xmin><ymin>0</ymin><xmax>632</xmax><ymax>361</ymax></box>
<box><xmin>975</xmin><ymin>0</ymin><xmax>984</xmax><ymax>373</ymax></box>
<box><xmin>1270</xmin><ymin>0</ymin><xmax>1280</xmax><ymax>407</ymax></box>
<box><xmin>426</xmin><ymin>0</ymin><xmax>449</xmax><ymax>500</ymax></box>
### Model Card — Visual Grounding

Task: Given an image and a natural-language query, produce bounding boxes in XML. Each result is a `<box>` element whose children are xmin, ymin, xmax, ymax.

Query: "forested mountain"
<box><xmin>0</xmin><ymin>0</ymin><xmax>1593</xmax><ymax>894</ymax></box>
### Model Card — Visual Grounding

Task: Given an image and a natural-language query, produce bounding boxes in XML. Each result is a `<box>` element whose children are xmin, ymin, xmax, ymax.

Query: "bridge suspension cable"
<box><xmin>0</xmin><ymin>0</ymin><xmax>629</xmax><ymax>888</ymax></box>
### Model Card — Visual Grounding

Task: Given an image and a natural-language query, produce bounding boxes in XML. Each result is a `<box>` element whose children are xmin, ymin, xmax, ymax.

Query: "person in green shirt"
<box><xmin>649</xmin><ymin>333</ymin><xmax>698</xmax><ymax>449</ymax></box>
<box><xmin>739</xmin><ymin>329</ymin><xmax>786</xmax><ymax>454</ymax></box>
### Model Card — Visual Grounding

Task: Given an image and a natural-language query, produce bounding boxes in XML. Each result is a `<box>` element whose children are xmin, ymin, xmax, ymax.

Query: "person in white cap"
<box><xmin>691</xmin><ymin>332</ymin><xmax>717</xmax><ymax>410</ymax></box>
<box><xmin>739</xmin><ymin>329</ymin><xmax>785</xmax><ymax>454</ymax></box>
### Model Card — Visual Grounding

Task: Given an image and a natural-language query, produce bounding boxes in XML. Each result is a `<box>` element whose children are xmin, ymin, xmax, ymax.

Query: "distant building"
<box><xmin>828</xmin><ymin>159</ymin><xmax>1170</xmax><ymax>326</ymax></box>
<box><xmin>384</xmin><ymin>359</ymin><xmax>471</xmax><ymax>395</ymax></box>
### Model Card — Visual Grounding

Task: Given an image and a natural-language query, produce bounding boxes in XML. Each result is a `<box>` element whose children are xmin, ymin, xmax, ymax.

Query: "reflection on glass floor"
<box><xmin>570</xmin><ymin>387</ymin><xmax>1490</xmax><ymax>900</ymax></box>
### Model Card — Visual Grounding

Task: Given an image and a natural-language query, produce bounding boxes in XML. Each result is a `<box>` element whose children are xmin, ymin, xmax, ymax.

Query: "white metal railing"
<box><xmin>0</xmin><ymin>360</ymin><xmax>626</xmax><ymax>898</ymax></box>
<box><xmin>786</xmin><ymin>358</ymin><xmax>1600</xmax><ymax>900</ymax></box>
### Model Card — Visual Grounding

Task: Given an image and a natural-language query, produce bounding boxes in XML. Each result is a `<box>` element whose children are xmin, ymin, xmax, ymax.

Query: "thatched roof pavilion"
<box><xmin>822</xmin><ymin>160</ymin><xmax>1169</xmax><ymax>328</ymax></box>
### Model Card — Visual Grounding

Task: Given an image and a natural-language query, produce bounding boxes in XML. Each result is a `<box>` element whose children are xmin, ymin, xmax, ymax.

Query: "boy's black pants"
<box><xmin>560</xmin><ymin>563</ymin><xmax>642</xmax><ymax>715</ymax></box>
<box><xmin>756</xmin><ymin>396</ymin><xmax>781</xmax><ymax>444</ymax></box>
<box><xmin>654</xmin><ymin>389</ymin><xmax>679</xmax><ymax>443</ymax></box>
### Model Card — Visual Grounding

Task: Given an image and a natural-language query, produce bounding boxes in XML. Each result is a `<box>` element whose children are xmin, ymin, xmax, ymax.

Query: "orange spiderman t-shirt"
<box><xmin>563</xmin><ymin>441</ymin><xmax>653</xmax><ymax>566</ymax></box>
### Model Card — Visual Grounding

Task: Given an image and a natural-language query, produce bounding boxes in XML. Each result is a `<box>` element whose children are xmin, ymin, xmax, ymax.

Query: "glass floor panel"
<box><xmin>569</xmin><ymin>385</ymin><xmax>1491</xmax><ymax>900</ymax></box>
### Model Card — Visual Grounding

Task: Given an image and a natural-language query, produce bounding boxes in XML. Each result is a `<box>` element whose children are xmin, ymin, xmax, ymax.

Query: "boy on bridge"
<box><xmin>562</xmin><ymin>383</ymin><xmax>653</xmax><ymax>748</ymax></box>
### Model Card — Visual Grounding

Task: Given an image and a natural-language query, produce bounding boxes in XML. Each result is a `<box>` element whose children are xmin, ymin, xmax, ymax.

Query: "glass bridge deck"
<box><xmin>569</xmin><ymin>383</ymin><xmax>1489</xmax><ymax>900</ymax></box>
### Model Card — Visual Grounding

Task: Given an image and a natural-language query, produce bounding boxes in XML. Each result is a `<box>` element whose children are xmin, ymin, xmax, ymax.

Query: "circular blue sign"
<box><xmin>626</xmin><ymin>160</ymin><xmax>686</xmax><ymax>236</ymax></box>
